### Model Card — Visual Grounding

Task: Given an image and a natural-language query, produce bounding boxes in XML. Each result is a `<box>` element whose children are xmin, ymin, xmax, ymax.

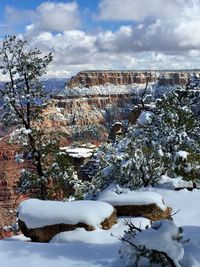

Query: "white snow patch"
<box><xmin>50</xmin><ymin>217</ymin><xmax>150</xmax><ymax>244</ymax></box>
<box><xmin>18</xmin><ymin>199</ymin><xmax>114</xmax><ymax>229</ymax></box>
<box><xmin>137</xmin><ymin>111</ymin><xmax>154</xmax><ymax>126</ymax></box>
<box><xmin>60</xmin><ymin>147</ymin><xmax>95</xmax><ymax>158</ymax></box>
<box><xmin>176</xmin><ymin>151</ymin><xmax>189</xmax><ymax>160</ymax></box>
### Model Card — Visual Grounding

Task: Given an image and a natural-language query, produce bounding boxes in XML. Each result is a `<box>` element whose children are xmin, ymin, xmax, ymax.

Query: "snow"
<box><xmin>0</xmin><ymin>239</ymin><xmax>122</xmax><ymax>267</ymax></box>
<box><xmin>63</xmin><ymin>83</ymin><xmax>154</xmax><ymax>97</ymax></box>
<box><xmin>98</xmin><ymin>186</ymin><xmax>167</xmax><ymax>210</ymax></box>
<box><xmin>176</xmin><ymin>150</ymin><xmax>189</xmax><ymax>160</ymax></box>
<box><xmin>151</xmin><ymin>188</ymin><xmax>200</xmax><ymax>266</ymax></box>
<box><xmin>0</xmin><ymin>217</ymin><xmax>150</xmax><ymax>267</ymax></box>
<box><xmin>50</xmin><ymin>227</ymin><xmax>114</xmax><ymax>244</ymax></box>
<box><xmin>50</xmin><ymin>217</ymin><xmax>150</xmax><ymax>244</ymax></box>
<box><xmin>137</xmin><ymin>111</ymin><xmax>154</xmax><ymax>126</ymax></box>
<box><xmin>60</xmin><ymin>147</ymin><xmax>96</xmax><ymax>158</ymax></box>
<box><xmin>136</xmin><ymin>220</ymin><xmax>184</xmax><ymax>263</ymax></box>
<box><xmin>2</xmin><ymin>188</ymin><xmax>200</xmax><ymax>266</ymax></box>
<box><xmin>158</xmin><ymin>175</ymin><xmax>193</xmax><ymax>189</ymax></box>
<box><xmin>18</xmin><ymin>199</ymin><xmax>114</xmax><ymax>229</ymax></box>
<box><xmin>153</xmin><ymin>188</ymin><xmax>200</xmax><ymax>227</ymax></box>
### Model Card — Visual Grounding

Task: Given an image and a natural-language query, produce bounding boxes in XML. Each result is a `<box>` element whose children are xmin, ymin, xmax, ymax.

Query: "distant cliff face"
<box><xmin>48</xmin><ymin>94</ymin><xmax>136</xmax><ymax>143</ymax></box>
<box><xmin>67</xmin><ymin>70</ymin><xmax>190</xmax><ymax>88</ymax></box>
<box><xmin>157</xmin><ymin>72</ymin><xmax>189</xmax><ymax>86</ymax></box>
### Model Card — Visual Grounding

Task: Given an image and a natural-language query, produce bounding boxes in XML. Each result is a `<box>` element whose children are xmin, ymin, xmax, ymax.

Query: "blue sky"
<box><xmin>0</xmin><ymin>0</ymin><xmax>199</xmax><ymax>78</ymax></box>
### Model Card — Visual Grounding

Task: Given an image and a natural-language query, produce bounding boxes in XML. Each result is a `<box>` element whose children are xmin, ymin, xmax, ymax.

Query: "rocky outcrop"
<box><xmin>67</xmin><ymin>70</ymin><xmax>191</xmax><ymax>88</ymax></box>
<box><xmin>158</xmin><ymin>73</ymin><xmax>188</xmax><ymax>86</ymax></box>
<box><xmin>51</xmin><ymin>94</ymin><xmax>136</xmax><ymax>143</ymax></box>
<box><xmin>67</xmin><ymin>71</ymin><xmax>156</xmax><ymax>88</ymax></box>
<box><xmin>54</xmin><ymin>93</ymin><xmax>136</xmax><ymax>124</ymax></box>
<box><xmin>115</xmin><ymin>204</ymin><xmax>172</xmax><ymax>221</ymax></box>
<box><xmin>18</xmin><ymin>210</ymin><xmax>117</xmax><ymax>242</ymax></box>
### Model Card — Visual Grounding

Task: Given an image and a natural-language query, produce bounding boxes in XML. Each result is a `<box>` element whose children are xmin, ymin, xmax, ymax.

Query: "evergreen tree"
<box><xmin>0</xmin><ymin>35</ymin><xmax>76</xmax><ymax>199</ymax></box>
<box><xmin>91</xmin><ymin>84</ymin><xmax>200</xmax><ymax>193</ymax></box>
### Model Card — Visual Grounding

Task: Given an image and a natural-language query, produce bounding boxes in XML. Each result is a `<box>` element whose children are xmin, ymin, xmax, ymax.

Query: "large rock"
<box><xmin>98</xmin><ymin>187</ymin><xmax>172</xmax><ymax>221</ymax></box>
<box><xmin>115</xmin><ymin>204</ymin><xmax>171</xmax><ymax>221</ymax></box>
<box><xmin>18</xmin><ymin>210</ymin><xmax>117</xmax><ymax>242</ymax></box>
<box><xmin>18</xmin><ymin>199</ymin><xmax>117</xmax><ymax>242</ymax></box>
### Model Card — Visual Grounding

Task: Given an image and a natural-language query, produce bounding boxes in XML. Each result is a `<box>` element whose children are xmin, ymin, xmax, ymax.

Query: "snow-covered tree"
<box><xmin>120</xmin><ymin>219</ymin><xmax>187</xmax><ymax>267</ymax></box>
<box><xmin>91</xmin><ymin>84</ymin><xmax>200</xmax><ymax>193</ymax></box>
<box><xmin>0</xmin><ymin>35</ymin><xmax>76</xmax><ymax>199</ymax></box>
<box><xmin>146</xmin><ymin>90</ymin><xmax>200</xmax><ymax>186</ymax></box>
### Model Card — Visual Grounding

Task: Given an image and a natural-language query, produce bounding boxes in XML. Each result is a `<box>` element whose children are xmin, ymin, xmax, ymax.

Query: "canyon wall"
<box><xmin>67</xmin><ymin>70</ymin><xmax>190</xmax><ymax>88</ymax></box>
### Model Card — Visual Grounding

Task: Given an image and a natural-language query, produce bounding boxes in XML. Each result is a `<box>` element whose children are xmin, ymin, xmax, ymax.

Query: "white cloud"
<box><xmin>96</xmin><ymin>0</ymin><xmax>200</xmax><ymax>54</ymax></box>
<box><xmin>33</xmin><ymin>1</ymin><xmax>80</xmax><ymax>32</ymax></box>
<box><xmin>5</xmin><ymin>1</ymin><xmax>80</xmax><ymax>34</ymax></box>
<box><xmin>28</xmin><ymin>28</ymin><xmax>200</xmax><ymax>79</ymax></box>
<box><xmin>2</xmin><ymin>0</ymin><xmax>200</xmax><ymax>79</ymax></box>
<box><xmin>98</xmin><ymin>0</ymin><xmax>181</xmax><ymax>21</ymax></box>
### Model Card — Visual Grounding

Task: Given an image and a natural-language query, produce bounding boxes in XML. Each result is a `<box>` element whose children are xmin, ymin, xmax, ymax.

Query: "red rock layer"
<box><xmin>67</xmin><ymin>71</ymin><xmax>189</xmax><ymax>88</ymax></box>
<box><xmin>0</xmin><ymin>138</ymin><xmax>23</xmax><ymax>227</ymax></box>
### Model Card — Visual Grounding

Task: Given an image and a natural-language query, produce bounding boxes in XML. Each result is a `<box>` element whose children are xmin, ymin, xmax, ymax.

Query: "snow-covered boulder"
<box><xmin>121</xmin><ymin>220</ymin><xmax>185</xmax><ymax>267</ymax></box>
<box><xmin>98</xmin><ymin>186</ymin><xmax>171</xmax><ymax>221</ymax></box>
<box><xmin>18</xmin><ymin>199</ymin><xmax>117</xmax><ymax>242</ymax></box>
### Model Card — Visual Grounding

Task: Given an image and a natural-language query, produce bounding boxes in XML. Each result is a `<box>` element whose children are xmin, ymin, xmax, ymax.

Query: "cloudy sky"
<box><xmin>0</xmin><ymin>0</ymin><xmax>200</xmax><ymax>78</ymax></box>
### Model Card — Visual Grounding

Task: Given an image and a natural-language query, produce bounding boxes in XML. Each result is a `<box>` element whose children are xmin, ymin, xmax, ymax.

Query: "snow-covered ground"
<box><xmin>1</xmin><ymin>188</ymin><xmax>200</xmax><ymax>267</ymax></box>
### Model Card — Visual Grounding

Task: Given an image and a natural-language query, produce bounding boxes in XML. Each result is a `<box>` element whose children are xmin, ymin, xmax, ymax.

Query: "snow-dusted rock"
<box><xmin>18</xmin><ymin>199</ymin><xmax>117</xmax><ymax>242</ymax></box>
<box><xmin>98</xmin><ymin>186</ymin><xmax>171</xmax><ymax>221</ymax></box>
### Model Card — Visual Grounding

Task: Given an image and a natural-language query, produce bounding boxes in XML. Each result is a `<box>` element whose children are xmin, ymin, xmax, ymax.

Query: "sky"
<box><xmin>0</xmin><ymin>0</ymin><xmax>200</xmax><ymax>78</ymax></box>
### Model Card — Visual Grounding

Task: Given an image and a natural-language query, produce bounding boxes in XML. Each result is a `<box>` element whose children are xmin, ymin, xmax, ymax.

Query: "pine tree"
<box><xmin>91</xmin><ymin>82</ymin><xmax>200</xmax><ymax>193</ymax></box>
<box><xmin>0</xmin><ymin>35</ymin><xmax>76</xmax><ymax>199</ymax></box>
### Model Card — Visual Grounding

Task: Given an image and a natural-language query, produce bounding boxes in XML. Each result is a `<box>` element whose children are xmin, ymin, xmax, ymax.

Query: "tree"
<box><xmin>91</xmin><ymin>81</ymin><xmax>200</xmax><ymax>193</ymax></box>
<box><xmin>0</xmin><ymin>35</ymin><xmax>75</xmax><ymax>199</ymax></box>
<box><xmin>146</xmin><ymin>90</ymin><xmax>200</xmax><ymax>186</ymax></box>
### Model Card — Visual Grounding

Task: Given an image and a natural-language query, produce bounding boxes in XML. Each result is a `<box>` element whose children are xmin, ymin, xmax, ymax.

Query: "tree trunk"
<box><xmin>35</xmin><ymin>155</ymin><xmax>47</xmax><ymax>200</ymax></box>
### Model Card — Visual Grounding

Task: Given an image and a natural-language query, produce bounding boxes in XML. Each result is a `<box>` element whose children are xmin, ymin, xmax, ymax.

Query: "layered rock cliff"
<box><xmin>67</xmin><ymin>70</ymin><xmax>190</xmax><ymax>88</ymax></box>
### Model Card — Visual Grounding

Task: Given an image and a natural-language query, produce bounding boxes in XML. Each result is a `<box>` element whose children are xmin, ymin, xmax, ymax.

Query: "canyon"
<box><xmin>0</xmin><ymin>70</ymin><xmax>199</xmax><ymax>229</ymax></box>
